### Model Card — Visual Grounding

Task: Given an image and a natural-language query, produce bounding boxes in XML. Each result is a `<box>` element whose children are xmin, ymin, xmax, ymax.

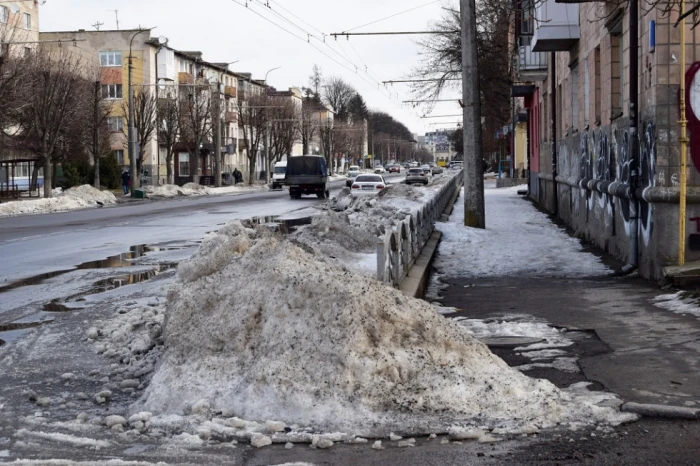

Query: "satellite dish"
<box><xmin>158</xmin><ymin>78</ymin><xmax>167</xmax><ymax>91</ymax></box>
<box><xmin>9</xmin><ymin>4</ymin><xmax>21</xmax><ymax>14</ymax></box>
<box><xmin>157</xmin><ymin>36</ymin><xmax>168</xmax><ymax>45</ymax></box>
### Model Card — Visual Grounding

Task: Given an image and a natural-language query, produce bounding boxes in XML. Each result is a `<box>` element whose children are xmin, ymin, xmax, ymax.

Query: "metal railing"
<box><xmin>376</xmin><ymin>170</ymin><xmax>463</xmax><ymax>286</ymax></box>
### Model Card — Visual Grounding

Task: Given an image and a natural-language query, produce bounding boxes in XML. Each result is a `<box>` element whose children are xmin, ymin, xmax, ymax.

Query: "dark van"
<box><xmin>284</xmin><ymin>155</ymin><xmax>331</xmax><ymax>199</ymax></box>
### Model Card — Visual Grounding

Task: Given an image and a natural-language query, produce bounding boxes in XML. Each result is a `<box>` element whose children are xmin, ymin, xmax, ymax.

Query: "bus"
<box><xmin>436</xmin><ymin>157</ymin><xmax>448</xmax><ymax>168</ymax></box>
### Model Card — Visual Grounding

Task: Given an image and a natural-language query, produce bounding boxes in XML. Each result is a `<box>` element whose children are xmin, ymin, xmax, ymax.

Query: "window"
<box><xmin>584</xmin><ymin>58</ymin><xmax>590</xmax><ymax>125</ymax></box>
<box><xmin>114</xmin><ymin>150</ymin><xmax>125</xmax><ymax>166</ymax></box>
<box><xmin>0</xmin><ymin>6</ymin><xmax>8</xmax><ymax>24</ymax></box>
<box><xmin>107</xmin><ymin>117</ymin><xmax>123</xmax><ymax>132</ymax></box>
<box><xmin>24</xmin><ymin>47</ymin><xmax>31</xmax><ymax>58</ymax></box>
<box><xmin>23</xmin><ymin>13</ymin><xmax>30</xmax><ymax>29</ymax></box>
<box><xmin>178</xmin><ymin>60</ymin><xmax>190</xmax><ymax>73</ymax></box>
<box><xmin>179</xmin><ymin>153</ymin><xmax>190</xmax><ymax>176</ymax></box>
<box><xmin>610</xmin><ymin>23</ymin><xmax>623</xmax><ymax>119</ymax></box>
<box><xmin>594</xmin><ymin>47</ymin><xmax>601</xmax><ymax>123</ymax></box>
<box><xmin>570</xmin><ymin>63</ymin><xmax>579</xmax><ymax>131</ymax></box>
<box><xmin>99</xmin><ymin>51</ymin><xmax>122</xmax><ymax>67</ymax></box>
<box><xmin>101</xmin><ymin>84</ymin><xmax>123</xmax><ymax>100</ymax></box>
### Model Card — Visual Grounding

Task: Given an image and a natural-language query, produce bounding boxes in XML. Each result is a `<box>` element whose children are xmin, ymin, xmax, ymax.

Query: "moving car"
<box><xmin>421</xmin><ymin>165</ymin><xmax>433</xmax><ymax>179</ymax></box>
<box><xmin>271</xmin><ymin>161</ymin><xmax>287</xmax><ymax>190</ymax></box>
<box><xmin>431</xmin><ymin>166</ymin><xmax>444</xmax><ymax>175</ymax></box>
<box><xmin>285</xmin><ymin>155</ymin><xmax>331</xmax><ymax>199</ymax></box>
<box><xmin>450</xmin><ymin>161</ymin><xmax>464</xmax><ymax>170</ymax></box>
<box><xmin>388</xmin><ymin>164</ymin><xmax>401</xmax><ymax>173</ymax></box>
<box><xmin>346</xmin><ymin>165</ymin><xmax>361</xmax><ymax>187</ymax></box>
<box><xmin>405</xmin><ymin>168</ymin><xmax>428</xmax><ymax>185</ymax></box>
<box><xmin>374</xmin><ymin>165</ymin><xmax>386</xmax><ymax>174</ymax></box>
<box><xmin>350</xmin><ymin>174</ymin><xmax>387</xmax><ymax>196</ymax></box>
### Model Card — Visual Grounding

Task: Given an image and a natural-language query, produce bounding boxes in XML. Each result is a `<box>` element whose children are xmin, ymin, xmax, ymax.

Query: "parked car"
<box><xmin>421</xmin><ymin>165</ymin><xmax>433</xmax><ymax>179</ymax></box>
<box><xmin>388</xmin><ymin>164</ymin><xmax>401</xmax><ymax>173</ymax></box>
<box><xmin>450</xmin><ymin>161</ymin><xmax>464</xmax><ymax>170</ymax></box>
<box><xmin>350</xmin><ymin>174</ymin><xmax>387</xmax><ymax>196</ymax></box>
<box><xmin>345</xmin><ymin>165</ymin><xmax>362</xmax><ymax>187</ymax></box>
<box><xmin>402</xmin><ymin>162</ymin><xmax>411</xmax><ymax>169</ymax></box>
<box><xmin>374</xmin><ymin>165</ymin><xmax>386</xmax><ymax>174</ymax></box>
<box><xmin>431</xmin><ymin>166</ymin><xmax>444</xmax><ymax>175</ymax></box>
<box><xmin>406</xmin><ymin>168</ymin><xmax>429</xmax><ymax>185</ymax></box>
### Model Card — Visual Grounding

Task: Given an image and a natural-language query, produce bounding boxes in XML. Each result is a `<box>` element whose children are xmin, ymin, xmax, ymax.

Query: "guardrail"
<box><xmin>376</xmin><ymin>170</ymin><xmax>463</xmax><ymax>286</ymax></box>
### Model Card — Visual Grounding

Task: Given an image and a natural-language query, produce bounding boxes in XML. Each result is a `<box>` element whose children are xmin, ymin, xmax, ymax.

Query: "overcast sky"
<box><xmin>39</xmin><ymin>0</ymin><xmax>463</xmax><ymax>136</ymax></box>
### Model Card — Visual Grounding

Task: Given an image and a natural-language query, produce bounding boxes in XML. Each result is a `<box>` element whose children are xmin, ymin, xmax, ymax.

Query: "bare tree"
<box><xmin>237</xmin><ymin>93</ymin><xmax>267</xmax><ymax>185</ymax></box>
<box><xmin>322</xmin><ymin>77</ymin><xmax>355</xmax><ymax>122</ymax></box>
<box><xmin>17</xmin><ymin>49</ymin><xmax>90</xmax><ymax>197</ymax></box>
<box><xmin>267</xmin><ymin>96</ymin><xmax>300</xmax><ymax>173</ymax></box>
<box><xmin>122</xmin><ymin>88</ymin><xmax>157</xmax><ymax>187</ymax></box>
<box><xmin>309</xmin><ymin>64</ymin><xmax>323</xmax><ymax>98</ymax></box>
<box><xmin>301</xmin><ymin>96</ymin><xmax>320</xmax><ymax>155</ymax></box>
<box><xmin>82</xmin><ymin>71</ymin><xmax>114</xmax><ymax>189</ymax></box>
<box><xmin>179</xmin><ymin>84</ymin><xmax>212</xmax><ymax>185</ymax></box>
<box><xmin>319</xmin><ymin>115</ymin><xmax>334</xmax><ymax>175</ymax></box>
<box><xmin>157</xmin><ymin>89</ymin><xmax>181</xmax><ymax>185</ymax></box>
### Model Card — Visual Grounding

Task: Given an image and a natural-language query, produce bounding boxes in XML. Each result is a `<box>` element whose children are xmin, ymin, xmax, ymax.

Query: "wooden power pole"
<box><xmin>461</xmin><ymin>0</ymin><xmax>485</xmax><ymax>228</ymax></box>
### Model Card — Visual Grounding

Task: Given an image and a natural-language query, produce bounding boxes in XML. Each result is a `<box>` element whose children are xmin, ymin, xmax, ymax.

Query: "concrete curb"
<box><xmin>621</xmin><ymin>402</ymin><xmax>700</xmax><ymax>419</ymax></box>
<box><xmin>399</xmin><ymin>231</ymin><xmax>442</xmax><ymax>298</ymax></box>
<box><xmin>440</xmin><ymin>181</ymin><xmax>463</xmax><ymax>221</ymax></box>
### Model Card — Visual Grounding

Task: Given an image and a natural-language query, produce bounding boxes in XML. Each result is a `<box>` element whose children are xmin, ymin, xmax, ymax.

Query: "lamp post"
<box><xmin>154</xmin><ymin>36</ymin><xmax>168</xmax><ymax>186</ymax></box>
<box><xmin>263</xmin><ymin>66</ymin><xmax>281</xmax><ymax>182</ymax></box>
<box><xmin>128</xmin><ymin>28</ymin><xmax>153</xmax><ymax>197</ymax></box>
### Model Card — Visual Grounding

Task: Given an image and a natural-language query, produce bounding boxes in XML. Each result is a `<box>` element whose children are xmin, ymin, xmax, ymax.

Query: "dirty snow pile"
<box><xmin>435</xmin><ymin>185</ymin><xmax>611</xmax><ymax>279</ymax></box>
<box><xmin>146</xmin><ymin>183</ymin><xmax>264</xmax><ymax>198</ymax></box>
<box><xmin>0</xmin><ymin>184</ymin><xmax>117</xmax><ymax>217</ymax></box>
<box><xmin>135</xmin><ymin>221</ymin><xmax>635</xmax><ymax>438</ymax></box>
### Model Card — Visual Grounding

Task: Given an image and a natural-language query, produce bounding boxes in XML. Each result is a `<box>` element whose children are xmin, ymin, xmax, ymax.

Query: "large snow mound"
<box><xmin>146</xmin><ymin>183</ymin><xmax>265</xmax><ymax>198</ymax></box>
<box><xmin>0</xmin><ymin>184</ymin><xmax>116</xmax><ymax>217</ymax></box>
<box><xmin>138</xmin><ymin>221</ymin><xmax>631</xmax><ymax>436</ymax></box>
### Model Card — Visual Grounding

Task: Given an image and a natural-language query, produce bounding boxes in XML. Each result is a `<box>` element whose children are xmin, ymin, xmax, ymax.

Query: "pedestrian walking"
<box><xmin>233</xmin><ymin>168</ymin><xmax>243</xmax><ymax>185</ymax></box>
<box><xmin>121</xmin><ymin>170</ymin><xmax>131</xmax><ymax>195</ymax></box>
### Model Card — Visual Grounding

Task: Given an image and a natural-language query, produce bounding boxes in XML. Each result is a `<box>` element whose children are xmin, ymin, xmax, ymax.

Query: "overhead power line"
<box><xmin>384</xmin><ymin>78</ymin><xmax>461</xmax><ymax>84</ymax></box>
<box><xmin>331</xmin><ymin>31</ymin><xmax>458</xmax><ymax>37</ymax></box>
<box><xmin>341</xmin><ymin>0</ymin><xmax>442</xmax><ymax>33</ymax></box>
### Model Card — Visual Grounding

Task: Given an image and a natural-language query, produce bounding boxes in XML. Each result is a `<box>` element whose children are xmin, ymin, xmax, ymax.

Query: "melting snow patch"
<box><xmin>652</xmin><ymin>291</ymin><xmax>700</xmax><ymax>318</ymax></box>
<box><xmin>0</xmin><ymin>185</ymin><xmax>117</xmax><ymax>217</ymax></box>
<box><xmin>434</xmin><ymin>186</ymin><xmax>611</xmax><ymax>279</ymax></box>
<box><xmin>131</xmin><ymin>221</ymin><xmax>637</xmax><ymax>439</ymax></box>
<box><xmin>15</xmin><ymin>429</ymin><xmax>110</xmax><ymax>449</ymax></box>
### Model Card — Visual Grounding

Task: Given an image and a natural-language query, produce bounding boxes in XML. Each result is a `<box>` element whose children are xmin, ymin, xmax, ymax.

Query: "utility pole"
<box><xmin>128</xmin><ymin>29</ymin><xmax>150</xmax><ymax>197</ymax></box>
<box><xmin>93</xmin><ymin>81</ymin><xmax>101</xmax><ymax>190</ymax></box>
<box><xmin>214</xmin><ymin>81</ymin><xmax>222</xmax><ymax>187</ymax></box>
<box><xmin>461</xmin><ymin>0</ymin><xmax>485</xmax><ymax>228</ymax></box>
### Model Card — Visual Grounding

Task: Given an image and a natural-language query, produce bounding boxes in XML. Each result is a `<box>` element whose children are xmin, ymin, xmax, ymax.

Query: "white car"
<box><xmin>374</xmin><ymin>165</ymin><xmax>386</xmax><ymax>174</ymax></box>
<box><xmin>420</xmin><ymin>165</ymin><xmax>433</xmax><ymax>179</ymax></box>
<box><xmin>350</xmin><ymin>174</ymin><xmax>387</xmax><ymax>196</ymax></box>
<box><xmin>345</xmin><ymin>165</ymin><xmax>362</xmax><ymax>187</ymax></box>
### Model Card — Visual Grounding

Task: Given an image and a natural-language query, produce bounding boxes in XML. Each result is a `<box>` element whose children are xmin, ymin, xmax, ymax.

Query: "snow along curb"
<box><xmin>621</xmin><ymin>402</ymin><xmax>700</xmax><ymax>419</ymax></box>
<box><xmin>399</xmin><ymin>231</ymin><xmax>442</xmax><ymax>299</ymax></box>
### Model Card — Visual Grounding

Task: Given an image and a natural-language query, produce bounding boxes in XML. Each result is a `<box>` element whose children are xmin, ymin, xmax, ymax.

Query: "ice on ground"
<box><xmin>0</xmin><ymin>185</ymin><xmax>117</xmax><ymax>217</ymax></box>
<box><xmin>136</xmin><ymin>221</ymin><xmax>636</xmax><ymax>437</ymax></box>
<box><xmin>652</xmin><ymin>291</ymin><xmax>700</xmax><ymax>318</ymax></box>
<box><xmin>146</xmin><ymin>183</ymin><xmax>264</xmax><ymax>198</ymax></box>
<box><xmin>435</xmin><ymin>186</ymin><xmax>611</xmax><ymax>278</ymax></box>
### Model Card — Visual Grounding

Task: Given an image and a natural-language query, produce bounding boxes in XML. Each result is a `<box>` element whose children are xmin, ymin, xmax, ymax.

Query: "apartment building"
<box><xmin>0</xmin><ymin>0</ymin><xmax>39</xmax><ymax>56</ymax></box>
<box><xmin>38</xmin><ymin>30</ymin><xmax>248</xmax><ymax>185</ymax></box>
<box><xmin>511</xmin><ymin>0</ymin><xmax>700</xmax><ymax>278</ymax></box>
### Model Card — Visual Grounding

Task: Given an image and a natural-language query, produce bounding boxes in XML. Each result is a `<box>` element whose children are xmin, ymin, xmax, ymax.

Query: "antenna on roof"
<box><xmin>92</xmin><ymin>21</ymin><xmax>104</xmax><ymax>31</ymax></box>
<box><xmin>107</xmin><ymin>9</ymin><xmax>119</xmax><ymax>30</ymax></box>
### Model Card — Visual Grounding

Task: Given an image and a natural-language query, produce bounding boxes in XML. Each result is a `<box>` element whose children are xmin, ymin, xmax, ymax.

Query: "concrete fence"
<box><xmin>376</xmin><ymin>170</ymin><xmax>464</xmax><ymax>286</ymax></box>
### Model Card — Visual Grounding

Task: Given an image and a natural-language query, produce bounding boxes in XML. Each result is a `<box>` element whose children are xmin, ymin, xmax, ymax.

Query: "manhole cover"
<box><xmin>481</xmin><ymin>336</ymin><xmax>545</xmax><ymax>348</ymax></box>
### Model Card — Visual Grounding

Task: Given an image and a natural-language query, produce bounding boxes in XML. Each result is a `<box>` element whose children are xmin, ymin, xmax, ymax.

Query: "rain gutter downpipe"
<box><xmin>625</xmin><ymin>0</ymin><xmax>640</xmax><ymax>272</ymax></box>
<box><xmin>551</xmin><ymin>52</ymin><xmax>558</xmax><ymax>216</ymax></box>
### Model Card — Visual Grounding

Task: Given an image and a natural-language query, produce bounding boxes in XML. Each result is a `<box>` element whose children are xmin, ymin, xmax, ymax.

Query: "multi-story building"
<box><xmin>0</xmin><ymin>0</ymin><xmax>39</xmax><ymax>56</ymax></box>
<box><xmin>425</xmin><ymin>129</ymin><xmax>454</xmax><ymax>165</ymax></box>
<box><xmin>510</xmin><ymin>0</ymin><xmax>700</xmax><ymax>278</ymax></box>
<box><xmin>38</xmin><ymin>29</ymin><xmax>248</xmax><ymax>185</ymax></box>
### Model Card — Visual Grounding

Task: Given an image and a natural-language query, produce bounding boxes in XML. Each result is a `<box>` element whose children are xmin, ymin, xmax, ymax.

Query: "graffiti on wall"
<box><xmin>638</xmin><ymin>122</ymin><xmax>656</xmax><ymax>245</ymax></box>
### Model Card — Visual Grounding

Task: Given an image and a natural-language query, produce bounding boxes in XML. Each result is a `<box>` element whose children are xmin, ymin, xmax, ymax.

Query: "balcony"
<box><xmin>237</xmin><ymin>90</ymin><xmax>247</xmax><ymax>101</ymax></box>
<box><xmin>516</xmin><ymin>37</ymin><xmax>548</xmax><ymax>82</ymax></box>
<box><xmin>531</xmin><ymin>0</ymin><xmax>580</xmax><ymax>52</ymax></box>
<box><xmin>178</xmin><ymin>72</ymin><xmax>193</xmax><ymax>84</ymax></box>
<box><xmin>225</xmin><ymin>111</ymin><xmax>237</xmax><ymax>123</ymax></box>
<box><xmin>224</xmin><ymin>86</ymin><xmax>237</xmax><ymax>98</ymax></box>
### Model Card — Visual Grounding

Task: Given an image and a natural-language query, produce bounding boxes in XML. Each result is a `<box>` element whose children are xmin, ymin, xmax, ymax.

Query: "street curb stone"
<box><xmin>621</xmin><ymin>402</ymin><xmax>700</xmax><ymax>419</ymax></box>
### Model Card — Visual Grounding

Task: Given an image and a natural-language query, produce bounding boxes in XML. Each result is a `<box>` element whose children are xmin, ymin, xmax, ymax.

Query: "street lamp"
<box><xmin>128</xmin><ymin>27</ymin><xmax>154</xmax><ymax>197</ymax></box>
<box><xmin>264</xmin><ymin>66</ymin><xmax>281</xmax><ymax>85</ymax></box>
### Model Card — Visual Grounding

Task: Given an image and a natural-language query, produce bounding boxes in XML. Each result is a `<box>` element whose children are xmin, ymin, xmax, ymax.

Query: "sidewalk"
<box><xmin>431</xmin><ymin>182</ymin><xmax>700</xmax><ymax>412</ymax></box>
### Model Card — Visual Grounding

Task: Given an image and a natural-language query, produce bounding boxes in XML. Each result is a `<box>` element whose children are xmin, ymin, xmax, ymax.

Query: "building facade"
<box><xmin>512</xmin><ymin>0</ymin><xmax>700</xmax><ymax>278</ymax></box>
